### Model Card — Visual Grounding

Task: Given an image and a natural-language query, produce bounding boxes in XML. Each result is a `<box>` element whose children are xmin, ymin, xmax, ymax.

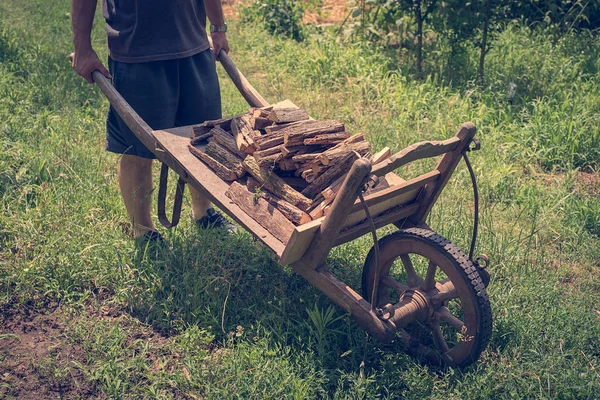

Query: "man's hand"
<box><xmin>210</xmin><ymin>32</ymin><xmax>230</xmax><ymax>58</ymax></box>
<box><xmin>70</xmin><ymin>48</ymin><xmax>111</xmax><ymax>83</ymax></box>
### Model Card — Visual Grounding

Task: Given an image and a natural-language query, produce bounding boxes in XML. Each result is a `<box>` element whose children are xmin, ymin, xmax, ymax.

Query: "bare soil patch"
<box><xmin>0</xmin><ymin>306</ymin><xmax>102</xmax><ymax>399</ymax></box>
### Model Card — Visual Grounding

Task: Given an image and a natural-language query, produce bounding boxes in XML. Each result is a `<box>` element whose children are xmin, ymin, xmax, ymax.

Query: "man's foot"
<box><xmin>135</xmin><ymin>230</ymin><xmax>165</xmax><ymax>245</ymax></box>
<box><xmin>195</xmin><ymin>208</ymin><xmax>236</xmax><ymax>232</ymax></box>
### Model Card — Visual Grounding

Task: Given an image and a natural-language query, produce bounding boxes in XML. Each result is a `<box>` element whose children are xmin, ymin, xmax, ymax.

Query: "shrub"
<box><xmin>241</xmin><ymin>0</ymin><xmax>305</xmax><ymax>42</ymax></box>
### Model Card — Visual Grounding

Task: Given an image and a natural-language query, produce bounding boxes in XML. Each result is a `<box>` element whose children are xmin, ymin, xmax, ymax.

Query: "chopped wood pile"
<box><xmin>188</xmin><ymin>105</ymin><xmax>391</xmax><ymax>233</ymax></box>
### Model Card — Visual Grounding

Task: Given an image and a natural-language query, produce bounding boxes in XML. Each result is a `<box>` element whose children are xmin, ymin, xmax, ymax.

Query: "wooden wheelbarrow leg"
<box><xmin>291</xmin><ymin>158</ymin><xmax>397</xmax><ymax>342</ymax></box>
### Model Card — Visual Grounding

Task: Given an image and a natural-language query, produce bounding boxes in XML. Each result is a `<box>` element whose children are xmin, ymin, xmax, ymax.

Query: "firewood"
<box><xmin>210</xmin><ymin>127</ymin><xmax>247</xmax><ymax>159</ymax></box>
<box><xmin>268</xmin><ymin>108</ymin><xmax>310</xmax><ymax>124</ymax></box>
<box><xmin>225</xmin><ymin>182</ymin><xmax>294</xmax><ymax>243</ymax></box>
<box><xmin>231</xmin><ymin>115</ymin><xmax>257</xmax><ymax>154</ymax></box>
<box><xmin>253</xmin><ymin>132</ymin><xmax>285</xmax><ymax>150</ymax></box>
<box><xmin>250</xmin><ymin>107</ymin><xmax>272</xmax><ymax>130</ymax></box>
<box><xmin>278</xmin><ymin>159</ymin><xmax>298</xmax><ymax>171</ymax></box>
<box><xmin>190</xmin><ymin>132</ymin><xmax>213</xmax><ymax>146</ymax></box>
<box><xmin>264</xmin><ymin>121</ymin><xmax>304</xmax><ymax>135</ymax></box>
<box><xmin>309</xmin><ymin>197</ymin><xmax>334</xmax><ymax>219</ymax></box>
<box><xmin>319</xmin><ymin>141</ymin><xmax>371</xmax><ymax>165</ymax></box>
<box><xmin>190</xmin><ymin>114</ymin><xmax>243</xmax><ymax>138</ymax></box>
<box><xmin>328</xmin><ymin>133</ymin><xmax>365</xmax><ymax>151</ymax></box>
<box><xmin>282</xmin><ymin>120</ymin><xmax>345</xmax><ymax>146</ymax></box>
<box><xmin>371</xmin><ymin>147</ymin><xmax>391</xmax><ymax>165</ymax></box>
<box><xmin>302</xmin><ymin>151</ymin><xmax>359</xmax><ymax>198</ymax></box>
<box><xmin>280</xmin><ymin>145</ymin><xmax>305</xmax><ymax>158</ymax></box>
<box><xmin>303</xmin><ymin>132</ymin><xmax>350</xmax><ymax>146</ymax></box>
<box><xmin>257</xmin><ymin>153</ymin><xmax>282</xmax><ymax>168</ymax></box>
<box><xmin>246</xmin><ymin>177</ymin><xmax>311</xmax><ymax>225</ymax></box>
<box><xmin>321</xmin><ymin>176</ymin><xmax>344</xmax><ymax>201</ymax></box>
<box><xmin>292</xmin><ymin>152</ymin><xmax>324</xmax><ymax>164</ymax></box>
<box><xmin>253</xmin><ymin>144</ymin><xmax>285</xmax><ymax>159</ymax></box>
<box><xmin>243</xmin><ymin>157</ymin><xmax>312</xmax><ymax>211</ymax></box>
<box><xmin>188</xmin><ymin>145</ymin><xmax>236</xmax><ymax>181</ymax></box>
<box><xmin>204</xmin><ymin>142</ymin><xmax>246</xmax><ymax>178</ymax></box>
<box><xmin>301</xmin><ymin>169</ymin><xmax>315</xmax><ymax>183</ymax></box>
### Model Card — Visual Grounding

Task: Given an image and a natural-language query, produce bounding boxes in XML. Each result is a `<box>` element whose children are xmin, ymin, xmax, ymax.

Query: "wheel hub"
<box><xmin>387</xmin><ymin>289</ymin><xmax>432</xmax><ymax>327</ymax></box>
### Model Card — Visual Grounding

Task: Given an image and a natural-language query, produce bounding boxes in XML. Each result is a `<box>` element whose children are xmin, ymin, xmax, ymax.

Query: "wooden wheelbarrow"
<box><xmin>90</xmin><ymin>50</ymin><xmax>492</xmax><ymax>368</ymax></box>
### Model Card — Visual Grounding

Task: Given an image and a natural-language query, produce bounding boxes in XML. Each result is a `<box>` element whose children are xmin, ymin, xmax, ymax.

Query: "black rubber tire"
<box><xmin>361</xmin><ymin>227</ymin><xmax>492</xmax><ymax>367</ymax></box>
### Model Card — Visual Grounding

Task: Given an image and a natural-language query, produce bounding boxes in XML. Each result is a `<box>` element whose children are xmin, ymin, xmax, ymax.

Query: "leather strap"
<box><xmin>158</xmin><ymin>163</ymin><xmax>186</xmax><ymax>229</ymax></box>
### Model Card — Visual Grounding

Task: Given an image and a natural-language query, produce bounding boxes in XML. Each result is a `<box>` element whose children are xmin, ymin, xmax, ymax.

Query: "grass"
<box><xmin>1</xmin><ymin>0</ymin><xmax>600</xmax><ymax>398</ymax></box>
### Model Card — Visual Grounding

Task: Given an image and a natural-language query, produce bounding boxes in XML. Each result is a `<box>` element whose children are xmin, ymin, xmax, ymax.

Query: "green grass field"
<box><xmin>1</xmin><ymin>0</ymin><xmax>599</xmax><ymax>398</ymax></box>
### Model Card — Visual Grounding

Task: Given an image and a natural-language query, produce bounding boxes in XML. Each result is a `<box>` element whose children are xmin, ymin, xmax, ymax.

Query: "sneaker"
<box><xmin>195</xmin><ymin>208</ymin><xmax>236</xmax><ymax>232</ymax></box>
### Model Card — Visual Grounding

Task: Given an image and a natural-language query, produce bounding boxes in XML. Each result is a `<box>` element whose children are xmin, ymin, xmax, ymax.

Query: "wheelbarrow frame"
<box><xmin>89</xmin><ymin>50</ymin><xmax>486</xmax><ymax>360</ymax></box>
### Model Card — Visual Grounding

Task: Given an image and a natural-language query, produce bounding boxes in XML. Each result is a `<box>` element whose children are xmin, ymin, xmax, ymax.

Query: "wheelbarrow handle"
<box><xmin>216</xmin><ymin>49</ymin><xmax>270</xmax><ymax>108</ymax></box>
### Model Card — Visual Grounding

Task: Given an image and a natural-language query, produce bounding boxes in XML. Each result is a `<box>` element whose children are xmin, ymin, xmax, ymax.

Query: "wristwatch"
<box><xmin>210</xmin><ymin>23</ymin><xmax>228</xmax><ymax>33</ymax></box>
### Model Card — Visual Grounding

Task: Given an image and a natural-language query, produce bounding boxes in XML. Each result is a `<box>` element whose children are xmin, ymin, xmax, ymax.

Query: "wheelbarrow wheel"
<box><xmin>362</xmin><ymin>227</ymin><xmax>492</xmax><ymax>367</ymax></box>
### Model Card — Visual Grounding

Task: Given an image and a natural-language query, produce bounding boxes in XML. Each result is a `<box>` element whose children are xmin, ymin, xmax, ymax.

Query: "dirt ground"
<box><xmin>0</xmin><ymin>305</ymin><xmax>102</xmax><ymax>399</ymax></box>
<box><xmin>223</xmin><ymin>0</ymin><xmax>350</xmax><ymax>24</ymax></box>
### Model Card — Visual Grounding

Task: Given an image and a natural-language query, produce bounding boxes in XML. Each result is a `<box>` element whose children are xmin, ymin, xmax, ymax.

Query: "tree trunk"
<box><xmin>414</xmin><ymin>0</ymin><xmax>423</xmax><ymax>77</ymax></box>
<box><xmin>478</xmin><ymin>0</ymin><xmax>492</xmax><ymax>85</ymax></box>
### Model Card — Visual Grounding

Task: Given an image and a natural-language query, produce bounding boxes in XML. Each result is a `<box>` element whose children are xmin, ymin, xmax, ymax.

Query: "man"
<box><xmin>71</xmin><ymin>0</ymin><xmax>232</xmax><ymax>241</ymax></box>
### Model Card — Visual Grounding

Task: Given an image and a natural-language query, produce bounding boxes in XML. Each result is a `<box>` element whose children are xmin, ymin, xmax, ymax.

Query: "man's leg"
<box><xmin>189</xmin><ymin>186</ymin><xmax>211</xmax><ymax>220</ymax></box>
<box><xmin>176</xmin><ymin>50</ymin><xmax>224</xmax><ymax>222</ymax></box>
<box><xmin>118</xmin><ymin>155</ymin><xmax>155</xmax><ymax>238</ymax></box>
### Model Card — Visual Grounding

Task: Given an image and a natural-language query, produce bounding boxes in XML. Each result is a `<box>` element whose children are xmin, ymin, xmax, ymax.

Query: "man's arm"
<box><xmin>204</xmin><ymin>0</ymin><xmax>230</xmax><ymax>57</ymax></box>
<box><xmin>71</xmin><ymin>0</ymin><xmax>110</xmax><ymax>83</ymax></box>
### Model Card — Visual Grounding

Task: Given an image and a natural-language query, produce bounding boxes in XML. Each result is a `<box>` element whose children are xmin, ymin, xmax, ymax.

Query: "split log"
<box><xmin>264</xmin><ymin>121</ymin><xmax>304</xmax><ymax>135</ymax></box>
<box><xmin>309</xmin><ymin>197</ymin><xmax>334</xmax><ymax>220</ymax></box>
<box><xmin>253</xmin><ymin>132</ymin><xmax>284</xmax><ymax>150</ymax></box>
<box><xmin>250</xmin><ymin>108</ymin><xmax>272</xmax><ymax>130</ymax></box>
<box><xmin>204</xmin><ymin>142</ymin><xmax>246</xmax><ymax>178</ymax></box>
<box><xmin>190</xmin><ymin>114</ymin><xmax>242</xmax><ymax>138</ymax></box>
<box><xmin>292</xmin><ymin>152</ymin><xmax>324</xmax><ymax>164</ymax></box>
<box><xmin>281</xmin><ymin>145</ymin><xmax>305</xmax><ymax>158</ymax></box>
<box><xmin>283</xmin><ymin>120</ymin><xmax>345</xmax><ymax>146</ymax></box>
<box><xmin>253</xmin><ymin>144</ymin><xmax>285</xmax><ymax>159</ymax></box>
<box><xmin>231</xmin><ymin>115</ymin><xmax>260</xmax><ymax>154</ymax></box>
<box><xmin>319</xmin><ymin>141</ymin><xmax>371</xmax><ymax>165</ymax></box>
<box><xmin>328</xmin><ymin>133</ymin><xmax>365</xmax><ymax>151</ymax></box>
<box><xmin>257</xmin><ymin>153</ymin><xmax>282</xmax><ymax>168</ymax></box>
<box><xmin>268</xmin><ymin>108</ymin><xmax>310</xmax><ymax>124</ymax></box>
<box><xmin>302</xmin><ymin>151</ymin><xmax>359</xmax><ymax>198</ymax></box>
<box><xmin>188</xmin><ymin>145</ymin><xmax>236</xmax><ymax>181</ymax></box>
<box><xmin>190</xmin><ymin>132</ymin><xmax>213</xmax><ymax>146</ymax></box>
<box><xmin>210</xmin><ymin>127</ymin><xmax>247</xmax><ymax>159</ymax></box>
<box><xmin>301</xmin><ymin>169</ymin><xmax>315</xmax><ymax>183</ymax></box>
<box><xmin>243</xmin><ymin>157</ymin><xmax>312</xmax><ymax>211</ymax></box>
<box><xmin>371</xmin><ymin>147</ymin><xmax>391</xmax><ymax>165</ymax></box>
<box><xmin>303</xmin><ymin>132</ymin><xmax>350</xmax><ymax>146</ymax></box>
<box><xmin>225</xmin><ymin>182</ymin><xmax>294</xmax><ymax>243</ymax></box>
<box><xmin>246</xmin><ymin>177</ymin><xmax>311</xmax><ymax>225</ymax></box>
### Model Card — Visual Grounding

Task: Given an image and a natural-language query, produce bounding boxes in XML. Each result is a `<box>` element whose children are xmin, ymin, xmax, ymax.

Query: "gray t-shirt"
<box><xmin>102</xmin><ymin>0</ymin><xmax>210</xmax><ymax>63</ymax></box>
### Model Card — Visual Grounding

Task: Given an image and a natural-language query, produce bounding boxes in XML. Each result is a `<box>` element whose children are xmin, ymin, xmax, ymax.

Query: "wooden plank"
<box><xmin>153</xmin><ymin>125</ymin><xmax>286</xmax><ymax>257</ymax></box>
<box><xmin>371</xmin><ymin>136</ymin><xmax>461</xmax><ymax>177</ymax></box>
<box><xmin>225</xmin><ymin>182</ymin><xmax>295</xmax><ymax>244</ymax></box>
<box><xmin>334</xmin><ymin>203</ymin><xmax>421</xmax><ymax>246</ymax></box>
<box><xmin>278</xmin><ymin>218</ymin><xmax>324</xmax><ymax>266</ymax></box>
<box><xmin>343</xmin><ymin>187</ymin><xmax>421</xmax><ymax>227</ymax></box>
<box><xmin>348</xmin><ymin>170</ymin><xmax>440</xmax><ymax>214</ymax></box>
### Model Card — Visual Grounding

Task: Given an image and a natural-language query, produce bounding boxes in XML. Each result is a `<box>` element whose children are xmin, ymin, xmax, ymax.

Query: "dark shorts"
<box><xmin>106</xmin><ymin>49</ymin><xmax>222</xmax><ymax>159</ymax></box>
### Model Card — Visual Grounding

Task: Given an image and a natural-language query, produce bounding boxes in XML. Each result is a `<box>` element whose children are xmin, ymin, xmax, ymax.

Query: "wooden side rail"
<box><xmin>371</xmin><ymin>136</ymin><xmax>461</xmax><ymax>177</ymax></box>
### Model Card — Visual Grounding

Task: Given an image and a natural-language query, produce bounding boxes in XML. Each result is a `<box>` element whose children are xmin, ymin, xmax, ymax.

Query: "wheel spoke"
<box><xmin>421</xmin><ymin>261</ymin><xmax>437</xmax><ymax>292</ymax></box>
<box><xmin>381</xmin><ymin>275</ymin><xmax>409</xmax><ymax>295</ymax></box>
<box><xmin>431</xmin><ymin>320</ymin><xmax>450</xmax><ymax>353</ymax></box>
<box><xmin>430</xmin><ymin>279</ymin><xmax>458</xmax><ymax>306</ymax></box>
<box><xmin>436</xmin><ymin>306</ymin><xmax>465</xmax><ymax>331</ymax></box>
<box><xmin>400</xmin><ymin>254</ymin><xmax>422</xmax><ymax>287</ymax></box>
